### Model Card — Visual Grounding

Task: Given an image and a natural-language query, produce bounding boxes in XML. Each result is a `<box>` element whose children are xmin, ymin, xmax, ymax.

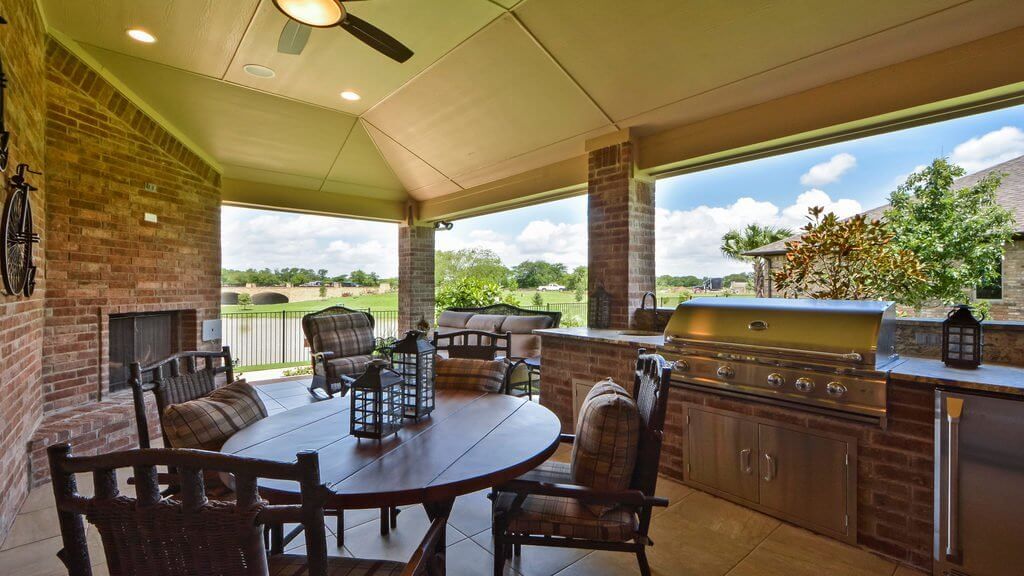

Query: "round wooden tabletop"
<box><xmin>221</xmin><ymin>389</ymin><xmax>562</xmax><ymax>509</ymax></box>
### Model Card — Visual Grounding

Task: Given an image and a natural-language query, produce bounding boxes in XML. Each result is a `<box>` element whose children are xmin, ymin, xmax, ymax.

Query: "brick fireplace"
<box><xmin>22</xmin><ymin>41</ymin><xmax>223</xmax><ymax>488</ymax></box>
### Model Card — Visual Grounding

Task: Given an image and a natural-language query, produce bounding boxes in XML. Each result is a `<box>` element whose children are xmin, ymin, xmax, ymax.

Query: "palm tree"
<box><xmin>721</xmin><ymin>224</ymin><xmax>793</xmax><ymax>297</ymax></box>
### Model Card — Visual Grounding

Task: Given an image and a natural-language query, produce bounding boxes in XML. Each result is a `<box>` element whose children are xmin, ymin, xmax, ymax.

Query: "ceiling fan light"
<box><xmin>273</xmin><ymin>0</ymin><xmax>344</xmax><ymax>28</ymax></box>
<box><xmin>126</xmin><ymin>28</ymin><xmax>157</xmax><ymax>43</ymax></box>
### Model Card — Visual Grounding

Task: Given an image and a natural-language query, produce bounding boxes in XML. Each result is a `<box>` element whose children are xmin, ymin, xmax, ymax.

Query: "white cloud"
<box><xmin>436</xmin><ymin>220</ymin><xmax>587</xmax><ymax>269</ymax></box>
<box><xmin>221</xmin><ymin>208</ymin><xmax>399</xmax><ymax>276</ymax></box>
<box><xmin>950</xmin><ymin>126</ymin><xmax>1024</xmax><ymax>173</ymax></box>
<box><xmin>800</xmin><ymin>153</ymin><xmax>857</xmax><ymax>186</ymax></box>
<box><xmin>656</xmin><ymin>191</ymin><xmax>862</xmax><ymax>276</ymax></box>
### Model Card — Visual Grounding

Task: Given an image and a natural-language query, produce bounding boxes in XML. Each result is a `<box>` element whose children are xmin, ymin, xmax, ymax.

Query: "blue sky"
<box><xmin>223</xmin><ymin>103</ymin><xmax>1024</xmax><ymax>278</ymax></box>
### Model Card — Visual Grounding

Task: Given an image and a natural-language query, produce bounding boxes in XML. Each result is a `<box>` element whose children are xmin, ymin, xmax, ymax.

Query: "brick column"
<box><xmin>587</xmin><ymin>140</ymin><xmax>655</xmax><ymax>329</ymax></box>
<box><xmin>398</xmin><ymin>224</ymin><xmax>436</xmax><ymax>332</ymax></box>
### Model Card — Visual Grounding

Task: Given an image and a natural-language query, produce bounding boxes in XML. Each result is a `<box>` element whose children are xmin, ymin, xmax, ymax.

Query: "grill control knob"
<box><xmin>826</xmin><ymin>382</ymin><xmax>848</xmax><ymax>398</ymax></box>
<box><xmin>716</xmin><ymin>365</ymin><xmax>735</xmax><ymax>379</ymax></box>
<box><xmin>673</xmin><ymin>360</ymin><xmax>689</xmax><ymax>372</ymax></box>
<box><xmin>794</xmin><ymin>377</ymin><xmax>815</xmax><ymax>393</ymax></box>
<box><xmin>766</xmin><ymin>373</ymin><xmax>785</xmax><ymax>388</ymax></box>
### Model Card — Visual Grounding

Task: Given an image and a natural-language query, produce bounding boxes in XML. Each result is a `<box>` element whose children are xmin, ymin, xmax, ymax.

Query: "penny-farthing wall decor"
<box><xmin>2</xmin><ymin>164</ymin><xmax>41</xmax><ymax>297</ymax></box>
<box><xmin>0</xmin><ymin>41</ymin><xmax>8</xmax><ymax>172</ymax></box>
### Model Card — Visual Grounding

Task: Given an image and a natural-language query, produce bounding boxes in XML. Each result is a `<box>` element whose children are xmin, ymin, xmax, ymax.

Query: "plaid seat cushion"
<box><xmin>434</xmin><ymin>356</ymin><xmax>507</xmax><ymax>393</ymax></box>
<box><xmin>516</xmin><ymin>460</ymin><xmax>572</xmax><ymax>484</ymax></box>
<box><xmin>162</xmin><ymin>380</ymin><xmax>268</xmax><ymax>451</ymax></box>
<box><xmin>269</xmin><ymin>554</ymin><xmax>406</xmax><ymax>576</ymax></box>
<box><xmin>496</xmin><ymin>491</ymin><xmax>638</xmax><ymax>542</ymax></box>
<box><xmin>308</xmin><ymin>313</ymin><xmax>375</xmax><ymax>358</ymax></box>
<box><xmin>316</xmin><ymin>354</ymin><xmax>374</xmax><ymax>378</ymax></box>
<box><xmin>571</xmin><ymin>379</ymin><xmax>640</xmax><ymax>515</ymax></box>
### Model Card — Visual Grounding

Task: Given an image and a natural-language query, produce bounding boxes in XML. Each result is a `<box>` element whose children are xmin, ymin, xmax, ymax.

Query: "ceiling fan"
<box><xmin>273</xmin><ymin>0</ymin><xmax>413</xmax><ymax>63</ymax></box>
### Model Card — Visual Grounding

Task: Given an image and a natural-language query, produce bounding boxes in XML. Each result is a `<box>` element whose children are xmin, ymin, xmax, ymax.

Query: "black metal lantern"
<box><xmin>589</xmin><ymin>284</ymin><xmax>611</xmax><ymax>328</ymax></box>
<box><xmin>391</xmin><ymin>330</ymin><xmax>435</xmax><ymax>420</ymax></box>
<box><xmin>350</xmin><ymin>359</ymin><xmax>404</xmax><ymax>439</ymax></box>
<box><xmin>942</xmin><ymin>304</ymin><xmax>984</xmax><ymax>369</ymax></box>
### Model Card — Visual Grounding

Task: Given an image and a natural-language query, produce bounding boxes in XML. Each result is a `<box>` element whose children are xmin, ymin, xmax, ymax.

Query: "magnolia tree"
<box><xmin>774</xmin><ymin>207</ymin><xmax>926</xmax><ymax>300</ymax></box>
<box><xmin>774</xmin><ymin>158</ymin><xmax>1015</xmax><ymax>307</ymax></box>
<box><xmin>884</xmin><ymin>158</ymin><xmax>1014</xmax><ymax>308</ymax></box>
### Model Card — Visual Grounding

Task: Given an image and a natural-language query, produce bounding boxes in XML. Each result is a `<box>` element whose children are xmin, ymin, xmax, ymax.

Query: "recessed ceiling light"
<box><xmin>340</xmin><ymin>91</ymin><xmax>361</xmax><ymax>101</ymax></box>
<box><xmin>126</xmin><ymin>28</ymin><xmax>156</xmax><ymax>44</ymax></box>
<box><xmin>273</xmin><ymin>0</ymin><xmax>345</xmax><ymax>27</ymax></box>
<box><xmin>243</xmin><ymin>64</ymin><xmax>276</xmax><ymax>78</ymax></box>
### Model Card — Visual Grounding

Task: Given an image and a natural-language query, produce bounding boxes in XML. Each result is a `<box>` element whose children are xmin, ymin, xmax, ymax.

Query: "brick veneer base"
<box><xmin>540</xmin><ymin>334</ymin><xmax>935</xmax><ymax>570</ymax></box>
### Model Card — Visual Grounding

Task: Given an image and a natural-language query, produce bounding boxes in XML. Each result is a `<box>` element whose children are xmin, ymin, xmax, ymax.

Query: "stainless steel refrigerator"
<box><xmin>935</xmin><ymin>389</ymin><xmax>1024</xmax><ymax>576</ymax></box>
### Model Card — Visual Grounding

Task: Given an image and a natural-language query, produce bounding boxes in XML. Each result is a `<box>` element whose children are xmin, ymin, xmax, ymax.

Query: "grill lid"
<box><xmin>664</xmin><ymin>297</ymin><xmax>897</xmax><ymax>367</ymax></box>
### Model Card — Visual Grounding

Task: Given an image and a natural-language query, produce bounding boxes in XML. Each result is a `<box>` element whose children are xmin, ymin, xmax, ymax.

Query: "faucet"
<box><xmin>640</xmin><ymin>291</ymin><xmax>656</xmax><ymax>311</ymax></box>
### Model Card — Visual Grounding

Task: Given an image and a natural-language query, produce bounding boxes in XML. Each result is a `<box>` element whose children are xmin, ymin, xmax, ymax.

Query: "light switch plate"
<box><xmin>202</xmin><ymin>319</ymin><xmax>221</xmax><ymax>342</ymax></box>
<box><xmin>144</xmin><ymin>212</ymin><xmax>158</xmax><ymax>223</ymax></box>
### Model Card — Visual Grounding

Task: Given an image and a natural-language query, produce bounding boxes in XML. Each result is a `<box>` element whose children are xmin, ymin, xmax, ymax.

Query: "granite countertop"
<box><xmin>534</xmin><ymin>327</ymin><xmax>666</xmax><ymax>347</ymax></box>
<box><xmin>536</xmin><ymin>327</ymin><xmax>1024</xmax><ymax>397</ymax></box>
<box><xmin>890</xmin><ymin>357</ymin><xmax>1024</xmax><ymax>396</ymax></box>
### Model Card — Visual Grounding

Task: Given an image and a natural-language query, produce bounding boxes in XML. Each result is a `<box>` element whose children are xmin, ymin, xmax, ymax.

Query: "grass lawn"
<box><xmin>221</xmin><ymin>287</ymin><xmax>750</xmax><ymax>314</ymax></box>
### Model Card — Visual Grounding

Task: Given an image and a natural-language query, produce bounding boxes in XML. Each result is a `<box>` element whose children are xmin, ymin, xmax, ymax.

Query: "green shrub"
<box><xmin>435</xmin><ymin>277</ymin><xmax>519</xmax><ymax>312</ymax></box>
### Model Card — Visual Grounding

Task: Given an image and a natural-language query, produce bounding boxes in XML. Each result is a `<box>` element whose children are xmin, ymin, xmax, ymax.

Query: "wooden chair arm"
<box><xmin>499</xmin><ymin>479</ymin><xmax>667</xmax><ymax>508</ymax></box>
<box><xmin>311</xmin><ymin>351</ymin><xmax>336</xmax><ymax>361</ymax></box>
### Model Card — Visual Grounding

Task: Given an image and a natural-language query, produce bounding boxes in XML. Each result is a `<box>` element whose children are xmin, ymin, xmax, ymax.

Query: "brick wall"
<box><xmin>42</xmin><ymin>40</ymin><xmax>221</xmax><ymax>412</ymax></box>
<box><xmin>540</xmin><ymin>334</ymin><xmax>935</xmax><ymax>570</ymax></box>
<box><xmin>398</xmin><ymin>224</ymin><xmax>435</xmax><ymax>332</ymax></box>
<box><xmin>587</xmin><ymin>141</ymin><xmax>655</xmax><ymax>329</ymax></box>
<box><xmin>0</xmin><ymin>0</ymin><xmax>48</xmax><ymax>544</ymax></box>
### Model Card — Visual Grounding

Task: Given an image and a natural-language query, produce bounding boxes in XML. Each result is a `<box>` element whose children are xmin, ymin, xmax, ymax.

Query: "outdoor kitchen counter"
<box><xmin>533</xmin><ymin>326</ymin><xmax>666</xmax><ymax>347</ymax></box>
<box><xmin>890</xmin><ymin>356</ymin><xmax>1024</xmax><ymax>397</ymax></box>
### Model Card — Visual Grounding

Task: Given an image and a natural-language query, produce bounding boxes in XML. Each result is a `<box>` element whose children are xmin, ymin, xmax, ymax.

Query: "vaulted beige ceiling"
<box><xmin>38</xmin><ymin>0</ymin><xmax>1024</xmax><ymax>222</ymax></box>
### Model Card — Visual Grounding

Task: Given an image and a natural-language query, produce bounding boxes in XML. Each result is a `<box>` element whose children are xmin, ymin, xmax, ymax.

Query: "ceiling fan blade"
<box><xmin>339</xmin><ymin>13</ymin><xmax>413</xmax><ymax>63</ymax></box>
<box><xmin>278</xmin><ymin>19</ymin><xmax>312</xmax><ymax>55</ymax></box>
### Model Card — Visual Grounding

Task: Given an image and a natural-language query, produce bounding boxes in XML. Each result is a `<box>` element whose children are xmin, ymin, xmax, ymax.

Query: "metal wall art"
<box><xmin>2</xmin><ymin>163</ymin><xmax>41</xmax><ymax>297</ymax></box>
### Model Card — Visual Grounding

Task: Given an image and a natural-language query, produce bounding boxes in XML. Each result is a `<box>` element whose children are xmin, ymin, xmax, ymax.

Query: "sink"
<box><xmin>616</xmin><ymin>330</ymin><xmax>661</xmax><ymax>336</ymax></box>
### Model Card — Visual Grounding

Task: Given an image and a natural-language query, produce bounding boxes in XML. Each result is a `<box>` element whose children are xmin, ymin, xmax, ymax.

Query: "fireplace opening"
<box><xmin>108</xmin><ymin>312</ymin><xmax>181</xmax><ymax>393</ymax></box>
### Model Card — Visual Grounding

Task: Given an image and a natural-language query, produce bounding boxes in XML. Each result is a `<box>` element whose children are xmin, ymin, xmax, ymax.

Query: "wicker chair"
<box><xmin>491</xmin><ymin>351</ymin><xmax>672</xmax><ymax>576</ymax></box>
<box><xmin>129</xmin><ymin>346</ymin><xmax>235</xmax><ymax>450</ymax></box>
<box><xmin>302</xmin><ymin>305</ymin><xmax>376</xmax><ymax>397</ymax></box>
<box><xmin>47</xmin><ymin>443</ymin><xmax>446</xmax><ymax>576</ymax></box>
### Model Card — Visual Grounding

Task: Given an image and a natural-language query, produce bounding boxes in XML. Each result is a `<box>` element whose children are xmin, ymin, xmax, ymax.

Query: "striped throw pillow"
<box><xmin>162</xmin><ymin>379</ymin><xmax>268</xmax><ymax>451</ymax></box>
<box><xmin>434</xmin><ymin>357</ymin><xmax>507</xmax><ymax>393</ymax></box>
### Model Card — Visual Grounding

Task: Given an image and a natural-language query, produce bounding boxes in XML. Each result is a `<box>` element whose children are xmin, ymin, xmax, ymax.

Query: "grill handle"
<box><xmin>945</xmin><ymin>397</ymin><xmax>964</xmax><ymax>564</ymax></box>
<box><xmin>668</xmin><ymin>338</ymin><xmax>864</xmax><ymax>363</ymax></box>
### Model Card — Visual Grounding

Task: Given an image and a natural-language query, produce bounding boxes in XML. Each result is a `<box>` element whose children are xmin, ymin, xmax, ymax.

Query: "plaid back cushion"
<box><xmin>434</xmin><ymin>356</ymin><xmax>507</xmax><ymax>393</ymax></box>
<box><xmin>308</xmin><ymin>313</ymin><xmax>375</xmax><ymax>357</ymax></box>
<box><xmin>163</xmin><ymin>380</ymin><xmax>268</xmax><ymax>451</ymax></box>
<box><xmin>571</xmin><ymin>379</ymin><xmax>640</xmax><ymax>514</ymax></box>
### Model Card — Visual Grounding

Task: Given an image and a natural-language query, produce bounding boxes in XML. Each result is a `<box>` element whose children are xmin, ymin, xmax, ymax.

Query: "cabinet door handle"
<box><xmin>739</xmin><ymin>449</ymin><xmax>752</xmax><ymax>474</ymax></box>
<box><xmin>946</xmin><ymin>397</ymin><xmax>964</xmax><ymax>563</ymax></box>
<box><xmin>763</xmin><ymin>453</ymin><xmax>776</xmax><ymax>482</ymax></box>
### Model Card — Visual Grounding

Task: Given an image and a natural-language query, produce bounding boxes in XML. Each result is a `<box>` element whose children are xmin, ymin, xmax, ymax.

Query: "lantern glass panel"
<box><xmin>392</xmin><ymin>330</ymin><xmax>436</xmax><ymax>420</ymax></box>
<box><xmin>350</xmin><ymin>360</ymin><xmax>404</xmax><ymax>439</ymax></box>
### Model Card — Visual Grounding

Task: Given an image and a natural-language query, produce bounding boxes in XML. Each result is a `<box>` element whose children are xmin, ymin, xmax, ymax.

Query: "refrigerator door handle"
<box><xmin>946</xmin><ymin>396</ymin><xmax>965</xmax><ymax>564</ymax></box>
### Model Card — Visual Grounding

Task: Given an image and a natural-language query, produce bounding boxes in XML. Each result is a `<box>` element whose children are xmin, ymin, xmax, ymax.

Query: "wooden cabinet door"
<box><xmin>687</xmin><ymin>408</ymin><xmax>759</xmax><ymax>503</ymax></box>
<box><xmin>758</xmin><ymin>424</ymin><xmax>851</xmax><ymax>537</ymax></box>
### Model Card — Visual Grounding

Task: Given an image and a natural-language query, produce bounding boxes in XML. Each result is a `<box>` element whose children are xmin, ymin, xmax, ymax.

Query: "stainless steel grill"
<box><xmin>662</xmin><ymin>298</ymin><xmax>898</xmax><ymax>422</ymax></box>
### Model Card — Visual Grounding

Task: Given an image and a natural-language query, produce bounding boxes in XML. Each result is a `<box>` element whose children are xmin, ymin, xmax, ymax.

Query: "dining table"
<box><xmin>221</xmin><ymin>388</ymin><xmax>563</xmax><ymax>560</ymax></box>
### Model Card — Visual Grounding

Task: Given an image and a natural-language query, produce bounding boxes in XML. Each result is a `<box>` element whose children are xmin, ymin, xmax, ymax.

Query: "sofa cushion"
<box><xmin>500</xmin><ymin>314</ymin><xmax>554</xmax><ymax>334</ymax></box>
<box><xmin>436</xmin><ymin>310</ymin><xmax>475</xmax><ymax>329</ymax></box>
<box><xmin>571</xmin><ymin>379</ymin><xmax>640</xmax><ymax>514</ymax></box>
<box><xmin>434</xmin><ymin>356</ymin><xmax>507</xmax><ymax>393</ymax></box>
<box><xmin>465</xmin><ymin>314</ymin><xmax>506</xmax><ymax>333</ymax></box>
<box><xmin>307</xmin><ymin>312</ymin><xmax>375</xmax><ymax>357</ymax></box>
<box><xmin>162</xmin><ymin>380</ymin><xmax>268</xmax><ymax>451</ymax></box>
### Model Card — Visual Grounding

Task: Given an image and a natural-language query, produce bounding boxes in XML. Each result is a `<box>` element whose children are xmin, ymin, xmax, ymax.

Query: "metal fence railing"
<box><xmin>524</xmin><ymin>302</ymin><xmax>587</xmax><ymax>326</ymax></box>
<box><xmin>222</xmin><ymin>309</ymin><xmax>401</xmax><ymax>368</ymax></box>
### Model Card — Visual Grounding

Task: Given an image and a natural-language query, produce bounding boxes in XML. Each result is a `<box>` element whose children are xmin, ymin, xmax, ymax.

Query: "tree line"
<box><xmin>221</xmin><ymin>267</ymin><xmax>393</xmax><ymax>288</ymax></box>
<box><xmin>435</xmin><ymin>248</ymin><xmax>588</xmax><ymax>291</ymax></box>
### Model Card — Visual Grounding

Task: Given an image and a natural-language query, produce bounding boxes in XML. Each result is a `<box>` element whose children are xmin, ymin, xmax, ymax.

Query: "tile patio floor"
<box><xmin>1</xmin><ymin>379</ymin><xmax>927</xmax><ymax>576</ymax></box>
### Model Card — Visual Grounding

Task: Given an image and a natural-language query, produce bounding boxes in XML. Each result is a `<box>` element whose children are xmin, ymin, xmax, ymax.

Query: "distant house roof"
<box><xmin>744</xmin><ymin>154</ymin><xmax>1024</xmax><ymax>257</ymax></box>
